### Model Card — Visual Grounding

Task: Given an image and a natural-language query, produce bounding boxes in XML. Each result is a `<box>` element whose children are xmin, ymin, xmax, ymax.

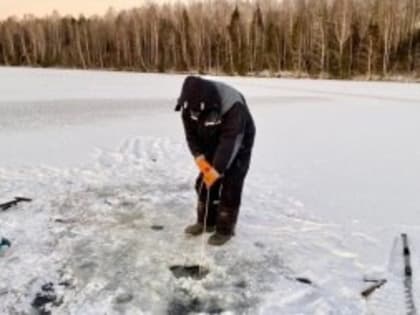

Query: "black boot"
<box><xmin>185</xmin><ymin>223</ymin><xmax>215</xmax><ymax>236</ymax></box>
<box><xmin>208</xmin><ymin>206</ymin><xmax>239</xmax><ymax>246</ymax></box>
<box><xmin>185</xmin><ymin>201</ymin><xmax>216</xmax><ymax>236</ymax></box>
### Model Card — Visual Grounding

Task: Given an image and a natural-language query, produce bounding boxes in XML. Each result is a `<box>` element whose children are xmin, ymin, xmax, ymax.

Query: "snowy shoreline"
<box><xmin>2</xmin><ymin>65</ymin><xmax>420</xmax><ymax>84</ymax></box>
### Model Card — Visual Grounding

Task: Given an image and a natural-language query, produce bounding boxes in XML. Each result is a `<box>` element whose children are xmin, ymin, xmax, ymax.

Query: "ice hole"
<box><xmin>169</xmin><ymin>265</ymin><xmax>209</xmax><ymax>280</ymax></box>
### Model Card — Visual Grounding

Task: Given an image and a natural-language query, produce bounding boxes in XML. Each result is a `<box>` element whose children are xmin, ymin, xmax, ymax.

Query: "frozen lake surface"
<box><xmin>0</xmin><ymin>67</ymin><xmax>419</xmax><ymax>314</ymax></box>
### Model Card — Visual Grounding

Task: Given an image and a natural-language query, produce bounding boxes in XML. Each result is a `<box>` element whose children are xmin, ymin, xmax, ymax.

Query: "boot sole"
<box><xmin>207</xmin><ymin>234</ymin><xmax>232</xmax><ymax>246</ymax></box>
<box><xmin>185</xmin><ymin>226</ymin><xmax>216</xmax><ymax>236</ymax></box>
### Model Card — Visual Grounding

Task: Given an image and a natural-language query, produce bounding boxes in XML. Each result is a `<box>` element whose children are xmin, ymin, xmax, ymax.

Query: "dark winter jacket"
<box><xmin>175</xmin><ymin>76</ymin><xmax>255</xmax><ymax>175</ymax></box>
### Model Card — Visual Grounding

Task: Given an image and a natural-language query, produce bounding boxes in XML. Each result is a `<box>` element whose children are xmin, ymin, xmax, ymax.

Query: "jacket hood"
<box><xmin>175</xmin><ymin>76</ymin><xmax>221</xmax><ymax>113</ymax></box>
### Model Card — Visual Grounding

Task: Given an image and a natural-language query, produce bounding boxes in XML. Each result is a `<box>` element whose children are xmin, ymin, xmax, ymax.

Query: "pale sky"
<box><xmin>0</xmin><ymin>0</ymin><xmax>159</xmax><ymax>19</ymax></box>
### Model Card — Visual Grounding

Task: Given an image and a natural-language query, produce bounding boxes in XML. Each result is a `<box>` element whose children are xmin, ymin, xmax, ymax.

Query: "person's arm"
<box><xmin>182</xmin><ymin>109</ymin><xmax>202</xmax><ymax>157</ymax></box>
<box><xmin>212</xmin><ymin>103</ymin><xmax>245</xmax><ymax>174</ymax></box>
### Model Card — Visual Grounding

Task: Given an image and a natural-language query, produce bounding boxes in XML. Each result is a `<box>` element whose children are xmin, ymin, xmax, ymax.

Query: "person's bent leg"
<box><xmin>208</xmin><ymin>161</ymin><xmax>248</xmax><ymax>245</ymax></box>
<box><xmin>185</xmin><ymin>174</ymin><xmax>220</xmax><ymax>235</ymax></box>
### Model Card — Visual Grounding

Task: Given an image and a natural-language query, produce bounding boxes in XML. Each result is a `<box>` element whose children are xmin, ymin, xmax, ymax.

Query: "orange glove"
<box><xmin>195</xmin><ymin>155</ymin><xmax>221</xmax><ymax>188</ymax></box>
<box><xmin>203</xmin><ymin>168</ymin><xmax>221</xmax><ymax>188</ymax></box>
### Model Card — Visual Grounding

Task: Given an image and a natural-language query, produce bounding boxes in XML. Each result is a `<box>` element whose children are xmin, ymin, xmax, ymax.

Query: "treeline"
<box><xmin>0</xmin><ymin>0</ymin><xmax>420</xmax><ymax>79</ymax></box>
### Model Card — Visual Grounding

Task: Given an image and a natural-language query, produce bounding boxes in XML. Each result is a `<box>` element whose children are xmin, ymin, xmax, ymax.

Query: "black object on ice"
<box><xmin>402</xmin><ymin>233</ymin><xmax>412</xmax><ymax>277</ymax></box>
<box><xmin>32</xmin><ymin>289</ymin><xmax>57</xmax><ymax>315</ymax></box>
<box><xmin>0</xmin><ymin>237</ymin><xmax>11</xmax><ymax>248</ymax></box>
<box><xmin>401</xmin><ymin>233</ymin><xmax>417</xmax><ymax>314</ymax></box>
<box><xmin>41</xmin><ymin>283</ymin><xmax>54</xmax><ymax>292</ymax></box>
<box><xmin>0</xmin><ymin>197</ymin><xmax>32</xmax><ymax>211</ymax></box>
<box><xmin>32</xmin><ymin>282</ymin><xmax>64</xmax><ymax>315</ymax></box>
<box><xmin>151</xmin><ymin>225</ymin><xmax>165</xmax><ymax>231</ymax></box>
<box><xmin>295</xmin><ymin>277</ymin><xmax>313</xmax><ymax>285</ymax></box>
<box><xmin>169</xmin><ymin>265</ymin><xmax>209</xmax><ymax>280</ymax></box>
<box><xmin>361</xmin><ymin>279</ymin><xmax>387</xmax><ymax>298</ymax></box>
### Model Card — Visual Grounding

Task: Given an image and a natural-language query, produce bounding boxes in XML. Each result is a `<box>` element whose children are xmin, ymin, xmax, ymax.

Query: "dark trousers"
<box><xmin>195</xmin><ymin>154</ymin><xmax>251</xmax><ymax>232</ymax></box>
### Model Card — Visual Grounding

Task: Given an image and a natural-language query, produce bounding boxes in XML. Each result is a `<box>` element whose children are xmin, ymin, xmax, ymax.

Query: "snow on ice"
<box><xmin>0</xmin><ymin>67</ymin><xmax>419</xmax><ymax>314</ymax></box>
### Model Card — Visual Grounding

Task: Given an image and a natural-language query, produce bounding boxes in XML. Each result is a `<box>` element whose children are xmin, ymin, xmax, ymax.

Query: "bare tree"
<box><xmin>332</xmin><ymin>0</ymin><xmax>353</xmax><ymax>77</ymax></box>
<box><xmin>249</xmin><ymin>6</ymin><xmax>265</xmax><ymax>73</ymax></box>
<box><xmin>0</xmin><ymin>0</ymin><xmax>418</xmax><ymax>79</ymax></box>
